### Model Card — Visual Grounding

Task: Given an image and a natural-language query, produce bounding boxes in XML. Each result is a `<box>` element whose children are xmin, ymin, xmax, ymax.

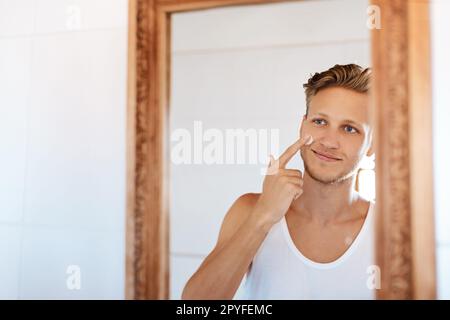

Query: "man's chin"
<box><xmin>304</xmin><ymin>166</ymin><xmax>350</xmax><ymax>185</ymax></box>
<box><xmin>309</xmin><ymin>173</ymin><xmax>344</xmax><ymax>185</ymax></box>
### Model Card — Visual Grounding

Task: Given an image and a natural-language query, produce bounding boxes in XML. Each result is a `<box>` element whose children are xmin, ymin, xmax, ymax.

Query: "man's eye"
<box><xmin>313</xmin><ymin>119</ymin><xmax>326</xmax><ymax>125</ymax></box>
<box><xmin>344</xmin><ymin>125</ymin><xmax>358</xmax><ymax>134</ymax></box>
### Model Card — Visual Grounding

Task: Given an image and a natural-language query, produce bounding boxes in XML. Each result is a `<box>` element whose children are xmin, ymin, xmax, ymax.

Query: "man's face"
<box><xmin>300</xmin><ymin>86</ymin><xmax>373</xmax><ymax>184</ymax></box>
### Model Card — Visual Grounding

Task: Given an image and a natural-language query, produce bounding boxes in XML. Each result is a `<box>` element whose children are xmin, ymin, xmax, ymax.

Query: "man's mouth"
<box><xmin>312</xmin><ymin>149</ymin><xmax>342</xmax><ymax>162</ymax></box>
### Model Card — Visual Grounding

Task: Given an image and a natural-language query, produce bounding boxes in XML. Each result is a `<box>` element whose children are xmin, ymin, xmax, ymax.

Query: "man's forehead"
<box><xmin>309</xmin><ymin>87</ymin><xmax>369</xmax><ymax>116</ymax></box>
<box><xmin>309</xmin><ymin>98</ymin><xmax>369</xmax><ymax>126</ymax></box>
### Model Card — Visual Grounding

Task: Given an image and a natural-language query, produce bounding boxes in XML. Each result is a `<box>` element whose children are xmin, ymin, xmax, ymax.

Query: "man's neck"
<box><xmin>290</xmin><ymin>170</ymin><xmax>361</xmax><ymax>225</ymax></box>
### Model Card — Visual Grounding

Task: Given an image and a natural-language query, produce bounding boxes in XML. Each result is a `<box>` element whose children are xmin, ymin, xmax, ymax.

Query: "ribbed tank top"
<box><xmin>238</xmin><ymin>201</ymin><xmax>376</xmax><ymax>300</ymax></box>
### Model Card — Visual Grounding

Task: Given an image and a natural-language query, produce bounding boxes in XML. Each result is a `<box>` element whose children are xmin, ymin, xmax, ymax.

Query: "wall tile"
<box><xmin>0</xmin><ymin>225</ymin><xmax>21</xmax><ymax>299</ymax></box>
<box><xmin>35</xmin><ymin>0</ymin><xmax>127</xmax><ymax>34</ymax></box>
<box><xmin>0</xmin><ymin>0</ymin><xmax>35</xmax><ymax>37</ymax></box>
<box><xmin>172</xmin><ymin>0</ymin><xmax>369</xmax><ymax>52</ymax></box>
<box><xmin>23</xmin><ymin>30</ymin><xmax>127</xmax><ymax>230</ymax></box>
<box><xmin>437</xmin><ymin>245</ymin><xmax>450</xmax><ymax>299</ymax></box>
<box><xmin>432</xmin><ymin>0</ymin><xmax>450</xmax><ymax>246</ymax></box>
<box><xmin>19</xmin><ymin>226</ymin><xmax>125</xmax><ymax>299</ymax></box>
<box><xmin>171</xmin><ymin>41</ymin><xmax>370</xmax><ymax>121</ymax></box>
<box><xmin>0</xmin><ymin>38</ymin><xmax>32</xmax><ymax>223</ymax></box>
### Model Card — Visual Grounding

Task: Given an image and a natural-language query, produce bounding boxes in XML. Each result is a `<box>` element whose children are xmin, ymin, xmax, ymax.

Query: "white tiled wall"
<box><xmin>0</xmin><ymin>0</ymin><xmax>128</xmax><ymax>299</ymax></box>
<box><xmin>170</xmin><ymin>0</ymin><xmax>370</xmax><ymax>299</ymax></box>
<box><xmin>431</xmin><ymin>0</ymin><xmax>450</xmax><ymax>300</ymax></box>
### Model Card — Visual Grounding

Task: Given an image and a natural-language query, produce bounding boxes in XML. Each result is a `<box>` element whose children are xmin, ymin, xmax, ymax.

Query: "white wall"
<box><xmin>170</xmin><ymin>0</ymin><xmax>370</xmax><ymax>299</ymax></box>
<box><xmin>431</xmin><ymin>0</ymin><xmax>450</xmax><ymax>300</ymax></box>
<box><xmin>0</xmin><ymin>0</ymin><xmax>128</xmax><ymax>299</ymax></box>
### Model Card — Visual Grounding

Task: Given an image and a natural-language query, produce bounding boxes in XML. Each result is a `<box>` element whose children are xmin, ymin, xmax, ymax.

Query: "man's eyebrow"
<box><xmin>313</xmin><ymin>112</ymin><xmax>330</xmax><ymax>118</ymax></box>
<box><xmin>312</xmin><ymin>112</ymin><xmax>363</xmax><ymax>127</ymax></box>
<box><xmin>341</xmin><ymin>118</ymin><xmax>363</xmax><ymax>128</ymax></box>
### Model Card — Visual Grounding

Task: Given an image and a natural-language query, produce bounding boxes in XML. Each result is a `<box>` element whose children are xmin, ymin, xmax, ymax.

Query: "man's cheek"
<box><xmin>300</xmin><ymin>125</ymin><xmax>312</xmax><ymax>138</ymax></box>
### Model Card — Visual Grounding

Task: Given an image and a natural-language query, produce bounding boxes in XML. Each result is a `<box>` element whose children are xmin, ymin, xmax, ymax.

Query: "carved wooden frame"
<box><xmin>371</xmin><ymin>0</ymin><xmax>436</xmax><ymax>299</ymax></box>
<box><xmin>125</xmin><ymin>0</ymin><xmax>436</xmax><ymax>299</ymax></box>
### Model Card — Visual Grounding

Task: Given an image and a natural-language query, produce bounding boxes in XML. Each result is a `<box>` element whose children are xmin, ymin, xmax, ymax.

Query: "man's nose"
<box><xmin>317</xmin><ymin>130</ymin><xmax>340</xmax><ymax>149</ymax></box>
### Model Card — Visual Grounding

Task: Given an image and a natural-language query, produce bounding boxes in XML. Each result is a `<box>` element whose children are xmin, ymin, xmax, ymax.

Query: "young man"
<box><xmin>182</xmin><ymin>64</ymin><xmax>375</xmax><ymax>299</ymax></box>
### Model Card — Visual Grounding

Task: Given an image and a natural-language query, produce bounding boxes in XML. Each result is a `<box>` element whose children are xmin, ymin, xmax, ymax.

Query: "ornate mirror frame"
<box><xmin>125</xmin><ymin>0</ymin><xmax>436</xmax><ymax>299</ymax></box>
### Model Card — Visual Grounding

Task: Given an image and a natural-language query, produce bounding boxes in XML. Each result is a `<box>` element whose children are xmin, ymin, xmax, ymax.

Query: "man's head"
<box><xmin>299</xmin><ymin>64</ymin><xmax>373</xmax><ymax>185</ymax></box>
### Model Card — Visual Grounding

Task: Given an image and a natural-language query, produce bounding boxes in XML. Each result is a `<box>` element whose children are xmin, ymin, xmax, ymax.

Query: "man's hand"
<box><xmin>251</xmin><ymin>135</ymin><xmax>314</xmax><ymax>228</ymax></box>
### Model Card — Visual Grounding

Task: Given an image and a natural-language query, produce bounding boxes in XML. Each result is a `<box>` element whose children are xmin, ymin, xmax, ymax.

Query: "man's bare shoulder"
<box><xmin>228</xmin><ymin>192</ymin><xmax>261</xmax><ymax>222</ymax></box>
<box><xmin>235</xmin><ymin>192</ymin><xmax>260</xmax><ymax>209</ymax></box>
<box><xmin>215</xmin><ymin>193</ymin><xmax>261</xmax><ymax>249</ymax></box>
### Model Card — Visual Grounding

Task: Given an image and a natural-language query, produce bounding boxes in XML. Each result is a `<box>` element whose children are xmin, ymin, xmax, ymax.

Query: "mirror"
<box><xmin>168</xmin><ymin>0</ymin><xmax>375</xmax><ymax>299</ymax></box>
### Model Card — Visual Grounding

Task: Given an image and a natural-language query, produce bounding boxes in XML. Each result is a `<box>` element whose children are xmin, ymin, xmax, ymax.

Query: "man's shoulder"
<box><xmin>215</xmin><ymin>193</ymin><xmax>262</xmax><ymax>249</ymax></box>
<box><xmin>233</xmin><ymin>192</ymin><xmax>261</xmax><ymax>211</ymax></box>
<box><xmin>224</xmin><ymin>193</ymin><xmax>261</xmax><ymax>224</ymax></box>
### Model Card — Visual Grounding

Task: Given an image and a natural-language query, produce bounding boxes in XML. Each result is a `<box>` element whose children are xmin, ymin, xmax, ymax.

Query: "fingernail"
<box><xmin>305</xmin><ymin>135</ymin><xmax>314</xmax><ymax>145</ymax></box>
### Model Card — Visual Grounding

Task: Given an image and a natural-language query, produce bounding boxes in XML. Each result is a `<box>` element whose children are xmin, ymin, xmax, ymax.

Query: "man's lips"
<box><xmin>312</xmin><ymin>149</ymin><xmax>342</xmax><ymax>161</ymax></box>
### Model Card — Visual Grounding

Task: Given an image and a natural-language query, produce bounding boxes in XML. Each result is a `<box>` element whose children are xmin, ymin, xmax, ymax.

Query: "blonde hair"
<box><xmin>303</xmin><ymin>63</ymin><xmax>371</xmax><ymax>114</ymax></box>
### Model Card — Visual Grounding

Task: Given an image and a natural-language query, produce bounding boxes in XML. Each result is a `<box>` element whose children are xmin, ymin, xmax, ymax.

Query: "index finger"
<box><xmin>278</xmin><ymin>135</ymin><xmax>313</xmax><ymax>168</ymax></box>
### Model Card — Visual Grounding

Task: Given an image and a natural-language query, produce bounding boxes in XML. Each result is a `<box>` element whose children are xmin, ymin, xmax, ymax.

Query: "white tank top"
<box><xmin>237</xmin><ymin>201</ymin><xmax>376</xmax><ymax>300</ymax></box>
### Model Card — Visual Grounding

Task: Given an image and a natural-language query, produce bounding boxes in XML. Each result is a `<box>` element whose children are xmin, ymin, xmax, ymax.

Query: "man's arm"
<box><xmin>181</xmin><ymin>193</ymin><xmax>271</xmax><ymax>300</ymax></box>
<box><xmin>182</xmin><ymin>136</ymin><xmax>313</xmax><ymax>300</ymax></box>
